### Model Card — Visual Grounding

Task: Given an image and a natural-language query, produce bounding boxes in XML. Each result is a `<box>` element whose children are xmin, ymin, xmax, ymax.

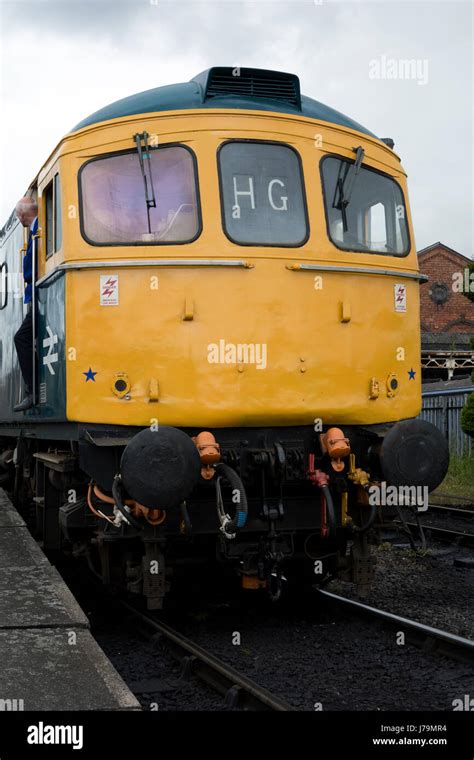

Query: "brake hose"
<box><xmin>320</xmin><ymin>483</ymin><xmax>337</xmax><ymax>538</ymax></box>
<box><xmin>112</xmin><ymin>475</ymin><xmax>143</xmax><ymax>531</ymax></box>
<box><xmin>214</xmin><ymin>462</ymin><xmax>248</xmax><ymax>535</ymax></box>
<box><xmin>350</xmin><ymin>486</ymin><xmax>377</xmax><ymax>534</ymax></box>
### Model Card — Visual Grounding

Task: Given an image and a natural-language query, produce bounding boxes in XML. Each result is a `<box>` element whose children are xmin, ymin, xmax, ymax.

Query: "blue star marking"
<box><xmin>83</xmin><ymin>368</ymin><xmax>97</xmax><ymax>382</ymax></box>
<box><xmin>408</xmin><ymin>368</ymin><xmax>416</xmax><ymax>380</ymax></box>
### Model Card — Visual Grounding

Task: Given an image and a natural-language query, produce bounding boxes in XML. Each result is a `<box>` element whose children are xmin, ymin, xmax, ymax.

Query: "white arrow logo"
<box><xmin>42</xmin><ymin>325</ymin><xmax>58</xmax><ymax>376</ymax></box>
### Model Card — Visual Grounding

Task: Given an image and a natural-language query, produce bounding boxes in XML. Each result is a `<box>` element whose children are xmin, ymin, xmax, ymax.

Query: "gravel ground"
<box><xmin>418</xmin><ymin>508</ymin><xmax>474</xmax><ymax>533</ymax></box>
<box><xmin>159</xmin><ymin>596</ymin><xmax>474</xmax><ymax>711</ymax></box>
<box><xmin>94</xmin><ymin>626</ymin><xmax>227</xmax><ymax>711</ymax></box>
<box><xmin>431</xmin><ymin>495</ymin><xmax>474</xmax><ymax>508</ymax></box>
<box><xmin>58</xmin><ymin>564</ymin><xmax>229</xmax><ymax>710</ymax></box>
<box><xmin>88</xmin><ymin>543</ymin><xmax>474</xmax><ymax>712</ymax></box>
<box><xmin>59</xmin><ymin>532</ymin><xmax>474</xmax><ymax>713</ymax></box>
<box><xmin>380</xmin><ymin>504</ymin><xmax>474</xmax><ymax>541</ymax></box>
<box><xmin>400</xmin><ymin>501</ymin><xmax>474</xmax><ymax>534</ymax></box>
<box><xmin>332</xmin><ymin>542</ymin><xmax>474</xmax><ymax>640</ymax></box>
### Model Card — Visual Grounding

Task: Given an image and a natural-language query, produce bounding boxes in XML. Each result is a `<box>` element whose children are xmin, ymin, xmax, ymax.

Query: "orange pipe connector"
<box><xmin>320</xmin><ymin>427</ymin><xmax>351</xmax><ymax>472</ymax></box>
<box><xmin>192</xmin><ymin>431</ymin><xmax>221</xmax><ymax>480</ymax></box>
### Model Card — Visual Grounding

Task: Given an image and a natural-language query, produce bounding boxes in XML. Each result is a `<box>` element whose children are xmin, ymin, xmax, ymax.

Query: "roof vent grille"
<box><xmin>198</xmin><ymin>67</ymin><xmax>301</xmax><ymax>110</ymax></box>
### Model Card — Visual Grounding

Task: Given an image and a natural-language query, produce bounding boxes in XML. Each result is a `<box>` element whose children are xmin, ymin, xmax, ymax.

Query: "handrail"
<box><xmin>36</xmin><ymin>258</ymin><xmax>254</xmax><ymax>287</ymax></box>
<box><xmin>287</xmin><ymin>262</ymin><xmax>428</xmax><ymax>281</ymax></box>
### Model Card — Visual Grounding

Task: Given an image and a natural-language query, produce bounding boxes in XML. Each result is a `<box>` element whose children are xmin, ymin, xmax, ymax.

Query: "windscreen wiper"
<box><xmin>134</xmin><ymin>131</ymin><xmax>157</xmax><ymax>234</ymax></box>
<box><xmin>333</xmin><ymin>146</ymin><xmax>365</xmax><ymax>232</ymax></box>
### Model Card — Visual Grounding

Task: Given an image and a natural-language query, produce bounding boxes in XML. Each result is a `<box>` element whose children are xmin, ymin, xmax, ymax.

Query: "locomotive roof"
<box><xmin>71</xmin><ymin>67</ymin><xmax>377</xmax><ymax>138</ymax></box>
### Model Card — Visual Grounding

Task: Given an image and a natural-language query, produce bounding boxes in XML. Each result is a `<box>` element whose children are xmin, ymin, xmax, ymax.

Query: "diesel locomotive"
<box><xmin>0</xmin><ymin>67</ymin><xmax>449</xmax><ymax>607</ymax></box>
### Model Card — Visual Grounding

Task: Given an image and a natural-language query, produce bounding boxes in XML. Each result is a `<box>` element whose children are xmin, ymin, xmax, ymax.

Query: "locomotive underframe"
<box><xmin>0</xmin><ymin>421</ymin><xmax>389</xmax><ymax>607</ymax></box>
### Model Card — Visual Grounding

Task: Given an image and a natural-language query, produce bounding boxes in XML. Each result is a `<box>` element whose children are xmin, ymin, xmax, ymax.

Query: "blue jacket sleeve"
<box><xmin>23</xmin><ymin>218</ymin><xmax>38</xmax><ymax>304</ymax></box>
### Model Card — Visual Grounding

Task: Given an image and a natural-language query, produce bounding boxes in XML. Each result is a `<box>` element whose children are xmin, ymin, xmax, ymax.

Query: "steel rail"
<box><xmin>428</xmin><ymin>504</ymin><xmax>474</xmax><ymax>517</ymax></box>
<box><xmin>429</xmin><ymin>492</ymin><xmax>474</xmax><ymax>503</ymax></box>
<box><xmin>119</xmin><ymin>600</ymin><xmax>295</xmax><ymax>711</ymax></box>
<box><xmin>317</xmin><ymin>588</ymin><xmax>474</xmax><ymax>663</ymax></box>
<box><xmin>401</xmin><ymin>522</ymin><xmax>474</xmax><ymax>547</ymax></box>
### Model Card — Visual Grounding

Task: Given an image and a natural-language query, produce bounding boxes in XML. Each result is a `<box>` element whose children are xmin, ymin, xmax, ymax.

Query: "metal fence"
<box><xmin>419</xmin><ymin>388</ymin><xmax>473</xmax><ymax>457</ymax></box>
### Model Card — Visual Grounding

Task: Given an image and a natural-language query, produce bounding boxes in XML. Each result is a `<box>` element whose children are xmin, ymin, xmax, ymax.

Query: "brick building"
<box><xmin>418</xmin><ymin>242</ymin><xmax>474</xmax><ymax>380</ymax></box>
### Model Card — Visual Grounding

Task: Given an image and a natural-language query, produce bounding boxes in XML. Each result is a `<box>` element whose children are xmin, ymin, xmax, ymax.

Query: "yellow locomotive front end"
<box><xmin>60</xmin><ymin>111</ymin><xmax>421</xmax><ymax>428</ymax></box>
<box><xmin>13</xmin><ymin>68</ymin><xmax>448</xmax><ymax>607</ymax></box>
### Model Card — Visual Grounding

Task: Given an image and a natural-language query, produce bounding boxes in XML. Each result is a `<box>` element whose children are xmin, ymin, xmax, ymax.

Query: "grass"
<box><xmin>431</xmin><ymin>453</ymin><xmax>474</xmax><ymax>503</ymax></box>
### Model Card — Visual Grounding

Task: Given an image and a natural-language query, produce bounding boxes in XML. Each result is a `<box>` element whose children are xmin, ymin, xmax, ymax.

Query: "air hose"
<box><xmin>214</xmin><ymin>462</ymin><xmax>248</xmax><ymax>537</ymax></box>
<box><xmin>112</xmin><ymin>475</ymin><xmax>143</xmax><ymax>531</ymax></box>
<box><xmin>349</xmin><ymin>486</ymin><xmax>377</xmax><ymax>534</ymax></box>
<box><xmin>320</xmin><ymin>484</ymin><xmax>337</xmax><ymax>538</ymax></box>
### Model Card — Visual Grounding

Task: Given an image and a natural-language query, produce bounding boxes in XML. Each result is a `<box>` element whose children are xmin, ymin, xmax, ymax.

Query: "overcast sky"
<box><xmin>0</xmin><ymin>0</ymin><xmax>472</xmax><ymax>256</ymax></box>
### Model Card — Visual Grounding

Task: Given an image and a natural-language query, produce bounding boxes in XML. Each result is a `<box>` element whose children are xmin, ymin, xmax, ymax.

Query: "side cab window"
<box><xmin>43</xmin><ymin>173</ymin><xmax>62</xmax><ymax>259</ymax></box>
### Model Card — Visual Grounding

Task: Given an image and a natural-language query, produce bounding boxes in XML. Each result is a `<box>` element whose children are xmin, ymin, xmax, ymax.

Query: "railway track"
<box><xmin>430</xmin><ymin>492</ymin><xmax>474</xmax><ymax>506</ymax></box>
<box><xmin>317</xmin><ymin>588</ymin><xmax>474</xmax><ymax>664</ymax></box>
<box><xmin>84</xmin><ymin>569</ymin><xmax>473</xmax><ymax>711</ymax></box>
<box><xmin>404</xmin><ymin>523</ymin><xmax>474</xmax><ymax>547</ymax></box>
<box><xmin>120</xmin><ymin>588</ymin><xmax>474</xmax><ymax>711</ymax></box>
<box><xmin>118</xmin><ymin>599</ymin><xmax>296</xmax><ymax>711</ymax></box>
<box><xmin>386</xmin><ymin>502</ymin><xmax>474</xmax><ymax>548</ymax></box>
<box><xmin>78</xmin><ymin>512</ymin><xmax>474</xmax><ymax>711</ymax></box>
<box><xmin>428</xmin><ymin>503</ymin><xmax>474</xmax><ymax>516</ymax></box>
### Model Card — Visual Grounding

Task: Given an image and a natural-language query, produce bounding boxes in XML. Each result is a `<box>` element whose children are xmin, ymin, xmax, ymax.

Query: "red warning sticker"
<box><xmin>394</xmin><ymin>283</ymin><xmax>407</xmax><ymax>312</ymax></box>
<box><xmin>100</xmin><ymin>275</ymin><xmax>119</xmax><ymax>306</ymax></box>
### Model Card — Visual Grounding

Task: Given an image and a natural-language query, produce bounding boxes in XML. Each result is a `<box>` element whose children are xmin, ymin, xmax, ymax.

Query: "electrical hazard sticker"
<box><xmin>100</xmin><ymin>275</ymin><xmax>119</xmax><ymax>306</ymax></box>
<box><xmin>394</xmin><ymin>283</ymin><xmax>407</xmax><ymax>312</ymax></box>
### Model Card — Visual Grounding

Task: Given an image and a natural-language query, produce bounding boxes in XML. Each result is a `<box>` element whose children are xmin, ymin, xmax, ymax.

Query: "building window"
<box><xmin>429</xmin><ymin>282</ymin><xmax>449</xmax><ymax>305</ymax></box>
